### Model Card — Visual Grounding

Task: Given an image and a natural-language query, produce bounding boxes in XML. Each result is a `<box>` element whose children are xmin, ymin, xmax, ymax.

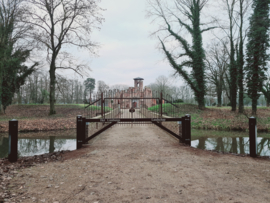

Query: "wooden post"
<box><xmin>101</xmin><ymin>92</ymin><xmax>104</xmax><ymax>118</ymax></box>
<box><xmin>160</xmin><ymin>92</ymin><xmax>162</xmax><ymax>118</ymax></box>
<box><xmin>82</xmin><ymin>117</ymin><xmax>86</xmax><ymax>144</ymax></box>
<box><xmin>181</xmin><ymin>116</ymin><xmax>185</xmax><ymax>143</ymax></box>
<box><xmin>184</xmin><ymin>114</ymin><xmax>191</xmax><ymax>146</ymax></box>
<box><xmin>8</xmin><ymin>119</ymin><xmax>18</xmax><ymax>162</ymax></box>
<box><xmin>249</xmin><ymin>117</ymin><xmax>257</xmax><ymax>157</ymax></box>
<box><xmin>77</xmin><ymin>115</ymin><xmax>83</xmax><ymax>149</ymax></box>
<box><xmin>85</xmin><ymin>121</ymin><xmax>89</xmax><ymax>144</ymax></box>
<box><xmin>178</xmin><ymin>119</ymin><xmax>183</xmax><ymax>143</ymax></box>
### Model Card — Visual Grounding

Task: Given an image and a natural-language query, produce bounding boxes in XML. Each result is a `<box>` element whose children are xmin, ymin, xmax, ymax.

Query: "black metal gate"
<box><xmin>77</xmin><ymin>90</ymin><xmax>191</xmax><ymax>149</ymax></box>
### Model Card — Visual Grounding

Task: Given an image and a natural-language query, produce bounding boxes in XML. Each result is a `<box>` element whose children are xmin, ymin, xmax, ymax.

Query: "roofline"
<box><xmin>133</xmin><ymin>77</ymin><xmax>144</xmax><ymax>80</ymax></box>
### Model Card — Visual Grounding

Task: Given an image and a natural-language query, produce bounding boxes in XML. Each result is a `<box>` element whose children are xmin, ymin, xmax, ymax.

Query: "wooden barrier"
<box><xmin>8</xmin><ymin>119</ymin><xmax>18</xmax><ymax>162</ymax></box>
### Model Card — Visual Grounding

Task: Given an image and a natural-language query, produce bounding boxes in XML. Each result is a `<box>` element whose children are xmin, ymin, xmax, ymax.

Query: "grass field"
<box><xmin>149</xmin><ymin>103</ymin><xmax>270</xmax><ymax>132</ymax></box>
<box><xmin>0</xmin><ymin>104</ymin><xmax>111</xmax><ymax>132</ymax></box>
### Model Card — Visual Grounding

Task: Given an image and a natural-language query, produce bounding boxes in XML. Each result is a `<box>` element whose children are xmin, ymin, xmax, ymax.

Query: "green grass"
<box><xmin>148</xmin><ymin>103</ymin><xmax>202</xmax><ymax>118</ymax></box>
<box><xmin>148</xmin><ymin>103</ymin><xmax>270</xmax><ymax>132</ymax></box>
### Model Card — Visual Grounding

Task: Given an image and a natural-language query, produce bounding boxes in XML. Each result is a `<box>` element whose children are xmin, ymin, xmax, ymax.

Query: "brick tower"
<box><xmin>134</xmin><ymin>77</ymin><xmax>144</xmax><ymax>91</ymax></box>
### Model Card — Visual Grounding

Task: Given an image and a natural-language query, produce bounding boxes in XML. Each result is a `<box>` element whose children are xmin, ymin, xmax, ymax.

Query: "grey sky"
<box><xmin>67</xmin><ymin>0</ymin><xmax>178</xmax><ymax>88</ymax></box>
<box><xmin>61</xmin><ymin>0</ymin><xmax>250</xmax><ymax>88</ymax></box>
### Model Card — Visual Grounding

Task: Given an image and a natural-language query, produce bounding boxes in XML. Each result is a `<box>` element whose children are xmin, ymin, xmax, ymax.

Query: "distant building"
<box><xmin>108</xmin><ymin>77</ymin><xmax>156</xmax><ymax>109</ymax></box>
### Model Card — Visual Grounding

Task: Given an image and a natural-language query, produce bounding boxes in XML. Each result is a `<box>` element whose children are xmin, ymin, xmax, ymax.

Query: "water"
<box><xmin>0</xmin><ymin>129</ymin><xmax>76</xmax><ymax>158</ymax></box>
<box><xmin>191</xmin><ymin>130</ymin><xmax>270</xmax><ymax>156</ymax></box>
<box><xmin>1</xmin><ymin>129</ymin><xmax>270</xmax><ymax>158</ymax></box>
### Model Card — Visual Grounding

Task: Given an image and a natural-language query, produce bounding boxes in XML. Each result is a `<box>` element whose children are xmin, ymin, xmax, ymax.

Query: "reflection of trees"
<box><xmin>197</xmin><ymin>138</ymin><xmax>207</xmax><ymax>150</ymax></box>
<box><xmin>239</xmin><ymin>137</ymin><xmax>245</xmax><ymax>154</ymax></box>
<box><xmin>49</xmin><ymin>136</ymin><xmax>56</xmax><ymax>153</ymax></box>
<box><xmin>0</xmin><ymin>137</ymin><xmax>9</xmax><ymax>158</ymax></box>
<box><xmin>18</xmin><ymin>137</ymin><xmax>67</xmax><ymax>156</ymax></box>
<box><xmin>257</xmin><ymin>138</ymin><xmax>270</xmax><ymax>156</ymax></box>
<box><xmin>197</xmin><ymin>136</ymin><xmax>257</xmax><ymax>155</ymax></box>
<box><xmin>215</xmin><ymin>137</ymin><xmax>224</xmax><ymax>151</ymax></box>
<box><xmin>229</xmin><ymin>138</ymin><xmax>238</xmax><ymax>154</ymax></box>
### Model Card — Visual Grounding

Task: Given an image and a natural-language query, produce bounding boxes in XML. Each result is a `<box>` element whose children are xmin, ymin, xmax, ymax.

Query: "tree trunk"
<box><xmin>217</xmin><ymin>82</ymin><xmax>222</xmax><ymax>107</ymax></box>
<box><xmin>49</xmin><ymin>60</ymin><xmax>56</xmax><ymax>115</ymax></box>
<box><xmin>238</xmin><ymin>0</ymin><xmax>244</xmax><ymax>114</ymax></box>
<box><xmin>228</xmin><ymin>0</ymin><xmax>237</xmax><ymax>112</ymax></box>
<box><xmin>198</xmin><ymin>94</ymin><xmax>205</xmax><ymax>110</ymax></box>
<box><xmin>252</xmin><ymin>95</ymin><xmax>257</xmax><ymax>115</ymax></box>
<box><xmin>267</xmin><ymin>99</ymin><xmax>270</xmax><ymax>107</ymax></box>
<box><xmin>217</xmin><ymin>90</ymin><xmax>222</xmax><ymax>107</ymax></box>
<box><xmin>17</xmin><ymin>88</ymin><xmax>22</xmax><ymax>104</ymax></box>
<box><xmin>0</xmin><ymin>68</ymin><xmax>3</xmax><ymax>114</ymax></box>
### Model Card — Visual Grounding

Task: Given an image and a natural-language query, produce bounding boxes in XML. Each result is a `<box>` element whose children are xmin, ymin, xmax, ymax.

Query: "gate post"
<box><xmin>181</xmin><ymin>116</ymin><xmax>185</xmax><ymax>143</ymax></box>
<box><xmin>160</xmin><ymin>92</ymin><xmax>163</xmax><ymax>118</ymax></box>
<box><xmin>8</xmin><ymin>119</ymin><xmax>18</xmax><ymax>162</ymax></box>
<box><xmin>82</xmin><ymin>117</ymin><xmax>86</xmax><ymax>144</ymax></box>
<box><xmin>184</xmin><ymin>114</ymin><xmax>191</xmax><ymax>146</ymax></box>
<box><xmin>101</xmin><ymin>92</ymin><xmax>104</xmax><ymax>118</ymax></box>
<box><xmin>77</xmin><ymin>115</ymin><xmax>83</xmax><ymax>149</ymax></box>
<box><xmin>249</xmin><ymin>117</ymin><xmax>257</xmax><ymax>157</ymax></box>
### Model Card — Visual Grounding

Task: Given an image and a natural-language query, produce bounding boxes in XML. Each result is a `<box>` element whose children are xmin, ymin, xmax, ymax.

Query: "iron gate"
<box><xmin>77</xmin><ymin>89</ymin><xmax>191</xmax><ymax>149</ymax></box>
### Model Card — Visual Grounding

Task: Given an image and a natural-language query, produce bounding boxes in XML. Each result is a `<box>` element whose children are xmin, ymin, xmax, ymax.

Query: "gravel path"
<box><xmin>6</xmin><ymin>124</ymin><xmax>270</xmax><ymax>203</ymax></box>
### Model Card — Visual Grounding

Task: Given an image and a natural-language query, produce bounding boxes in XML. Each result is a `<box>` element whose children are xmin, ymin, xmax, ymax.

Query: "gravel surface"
<box><xmin>1</xmin><ymin>124</ymin><xmax>270</xmax><ymax>203</ymax></box>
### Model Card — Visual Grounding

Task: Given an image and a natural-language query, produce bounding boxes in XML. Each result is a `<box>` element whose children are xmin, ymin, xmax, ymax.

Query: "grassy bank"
<box><xmin>148</xmin><ymin>103</ymin><xmax>270</xmax><ymax>132</ymax></box>
<box><xmin>0</xmin><ymin>104</ymin><xmax>111</xmax><ymax>132</ymax></box>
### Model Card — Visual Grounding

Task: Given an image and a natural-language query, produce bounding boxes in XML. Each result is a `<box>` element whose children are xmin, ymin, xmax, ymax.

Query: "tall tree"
<box><xmin>22</xmin><ymin>0</ymin><xmax>104</xmax><ymax>115</ymax></box>
<box><xmin>223</xmin><ymin>0</ymin><xmax>238</xmax><ymax>111</ymax></box>
<box><xmin>206</xmin><ymin>41</ymin><xmax>229</xmax><ymax>107</ymax></box>
<box><xmin>97</xmin><ymin>80</ymin><xmax>109</xmax><ymax>93</ymax></box>
<box><xmin>236</xmin><ymin>0</ymin><xmax>251</xmax><ymax>113</ymax></box>
<box><xmin>245</xmin><ymin>0</ymin><xmax>270</xmax><ymax>115</ymax></box>
<box><xmin>84</xmin><ymin>78</ymin><xmax>95</xmax><ymax>102</ymax></box>
<box><xmin>0</xmin><ymin>0</ymin><xmax>37</xmax><ymax>112</ymax></box>
<box><xmin>236</xmin><ymin>0</ymin><xmax>244</xmax><ymax>113</ymax></box>
<box><xmin>148</xmin><ymin>0</ymin><xmax>215</xmax><ymax>110</ymax></box>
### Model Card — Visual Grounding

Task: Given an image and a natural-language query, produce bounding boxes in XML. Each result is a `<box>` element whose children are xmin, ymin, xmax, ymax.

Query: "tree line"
<box><xmin>8</xmin><ymin>71</ymin><xmax>131</xmax><ymax>107</ymax></box>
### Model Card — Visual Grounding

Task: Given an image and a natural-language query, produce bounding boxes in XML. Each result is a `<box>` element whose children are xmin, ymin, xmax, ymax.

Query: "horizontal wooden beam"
<box><xmin>85</xmin><ymin>118</ymin><xmax>183</xmax><ymax>122</ymax></box>
<box><xmin>85</xmin><ymin>122</ymin><xmax>117</xmax><ymax>142</ymax></box>
<box><xmin>152</xmin><ymin>121</ymin><xmax>180</xmax><ymax>140</ymax></box>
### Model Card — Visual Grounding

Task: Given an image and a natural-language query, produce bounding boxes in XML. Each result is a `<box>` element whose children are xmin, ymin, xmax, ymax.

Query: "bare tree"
<box><xmin>22</xmin><ymin>0</ymin><xmax>104</xmax><ymax>114</ymax></box>
<box><xmin>97</xmin><ymin>80</ymin><xmax>109</xmax><ymax>93</ymax></box>
<box><xmin>206</xmin><ymin>41</ymin><xmax>229</xmax><ymax>107</ymax></box>
<box><xmin>109</xmin><ymin>84</ymin><xmax>129</xmax><ymax>91</ymax></box>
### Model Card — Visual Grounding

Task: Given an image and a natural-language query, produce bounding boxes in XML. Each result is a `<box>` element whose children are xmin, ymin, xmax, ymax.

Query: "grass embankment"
<box><xmin>149</xmin><ymin>103</ymin><xmax>270</xmax><ymax>132</ymax></box>
<box><xmin>0</xmin><ymin>104</ymin><xmax>111</xmax><ymax>132</ymax></box>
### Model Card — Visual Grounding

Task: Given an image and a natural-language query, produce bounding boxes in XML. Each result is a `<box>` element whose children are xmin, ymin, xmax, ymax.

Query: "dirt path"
<box><xmin>6</xmin><ymin>124</ymin><xmax>270</xmax><ymax>203</ymax></box>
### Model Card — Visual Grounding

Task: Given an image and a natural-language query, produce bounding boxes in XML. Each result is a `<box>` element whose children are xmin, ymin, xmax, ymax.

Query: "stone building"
<box><xmin>108</xmin><ymin>77</ymin><xmax>156</xmax><ymax>109</ymax></box>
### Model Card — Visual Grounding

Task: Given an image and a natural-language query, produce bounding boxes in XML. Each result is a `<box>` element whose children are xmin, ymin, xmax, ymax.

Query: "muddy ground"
<box><xmin>1</xmin><ymin>124</ymin><xmax>270</xmax><ymax>203</ymax></box>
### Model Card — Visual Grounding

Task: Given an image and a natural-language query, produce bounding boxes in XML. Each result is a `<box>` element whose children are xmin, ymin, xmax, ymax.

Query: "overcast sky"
<box><xmin>60</xmin><ymin>0</ymin><xmax>249</xmax><ymax>89</ymax></box>
<box><xmin>63</xmin><ymin>0</ymin><xmax>179</xmax><ymax>88</ymax></box>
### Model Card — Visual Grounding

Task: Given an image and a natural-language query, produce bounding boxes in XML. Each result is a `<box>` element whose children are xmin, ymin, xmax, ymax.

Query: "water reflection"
<box><xmin>0</xmin><ymin>130</ymin><xmax>76</xmax><ymax>158</ymax></box>
<box><xmin>192</xmin><ymin>137</ymin><xmax>270</xmax><ymax>156</ymax></box>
